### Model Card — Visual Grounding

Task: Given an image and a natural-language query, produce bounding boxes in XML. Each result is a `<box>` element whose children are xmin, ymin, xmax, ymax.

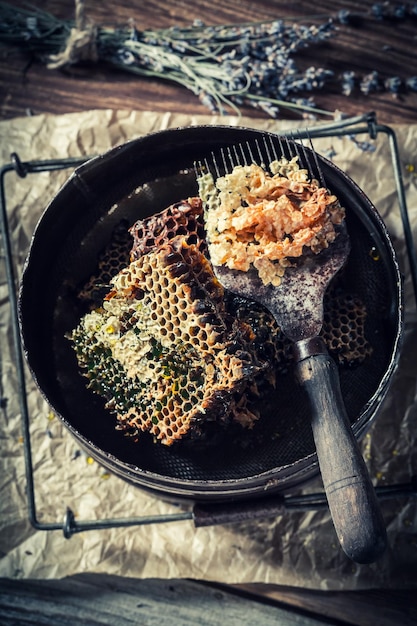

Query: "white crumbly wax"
<box><xmin>199</xmin><ymin>157</ymin><xmax>345</xmax><ymax>287</ymax></box>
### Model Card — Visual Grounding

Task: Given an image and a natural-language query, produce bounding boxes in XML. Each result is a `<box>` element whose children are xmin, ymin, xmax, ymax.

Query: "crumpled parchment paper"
<box><xmin>0</xmin><ymin>109</ymin><xmax>416</xmax><ymax>588</ymax></box>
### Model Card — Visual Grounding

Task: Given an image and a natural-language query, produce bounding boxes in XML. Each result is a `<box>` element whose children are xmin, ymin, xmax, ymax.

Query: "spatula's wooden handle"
<box><xmin>295</xmin><ymin>337</ymin><xmax>387</xmax><ymax>564</ymax></box>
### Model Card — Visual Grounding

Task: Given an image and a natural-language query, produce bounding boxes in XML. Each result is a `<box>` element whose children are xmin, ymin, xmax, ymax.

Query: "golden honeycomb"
<box><xmin>71</xmin><ymin>205</ymin><xmax>265</xmax><ymax>445</ymax></box>
<box><xmin>71</xmin><ymin>197</ymin><xmax>372</xmax><ymax>446</ymax></box>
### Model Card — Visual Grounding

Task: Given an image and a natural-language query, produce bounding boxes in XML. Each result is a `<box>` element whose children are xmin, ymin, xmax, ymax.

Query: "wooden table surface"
<box><xmin>1</xmin><ymin>1</ymin><xmax>417</xmax><ymax>624</ymax></box>
<box><xmin>1</xmin><ymin>0</ymin><xmax>417</xmax><ymax>124</ymax></box>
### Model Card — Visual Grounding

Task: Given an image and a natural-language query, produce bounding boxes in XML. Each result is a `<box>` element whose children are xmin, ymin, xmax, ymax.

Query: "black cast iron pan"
<box><xmin>18</xmin><ymin>126</ymin><xmax>403</xmax><ymax>519</ymax></box>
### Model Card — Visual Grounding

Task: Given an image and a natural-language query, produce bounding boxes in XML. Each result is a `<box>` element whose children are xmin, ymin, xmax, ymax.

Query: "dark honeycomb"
<box><xmin>129</xmin><ymin>197</ymin><xmax>207</xmax><ymax>259</ymax></box>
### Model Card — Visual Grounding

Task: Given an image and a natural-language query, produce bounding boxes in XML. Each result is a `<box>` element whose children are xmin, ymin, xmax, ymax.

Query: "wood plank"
<box><xmin>234</xmin><ymin>583</ymin><xmax>417</xmax><ymax>626</ymax></box>
<box><xmin>0</xmin><ymin>575</ymin><xmax>346</xmax><ymax>626</ymax></box>
<box><xmin>1</xmin><ymin>0</ymin><xmax>417</xmax><ymax>123</ymax></box>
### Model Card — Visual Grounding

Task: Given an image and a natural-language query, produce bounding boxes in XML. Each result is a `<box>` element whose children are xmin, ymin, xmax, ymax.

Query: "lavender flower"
<box><xmin>406</xmin><ymin>76</ymin><xmax>417</xmax><ymax>91</ymax></box>
<box><xmin>198</xmin><ymin>91</ymin><xmax>218</xmax><ymax>113</ymax></box>
<box><xmin>371</xmin><ymin>4</ymin><xmax>386</xmax><ymax>19</ymax></box>
<box><xmin>337</xmin><ymin>9</ymin><xmax>352</xmax><ymax>25</ymax></box>
<box><xmin>372</xmin><ymin>2</ymin><xmax>409</xmax><ymax>19</ymax></box>
<box><xmin>384</xmin><ymin>76</ymin><xmax>402</xmax><ymax>96</ymax></box>
<box><xmin>392</xmin><ymin>4</ymin><xmax>407</xmax><ymax>18</ymax></box>
<box><xmin>360</xmin><ymin>71</ymin><xmax>380</xmax><ymax>95</ymax></box>
<box><xmin>289</xmin><ymin>97</ymin><xmax>320</xmax><ymax>119</ymax></box>
<box><xmin>341</xmin><ymin>71</ymin><xmax>356</xmax><ymax>96</ymax></box>
<box><xmin>117</xmin><ymin>48</ymin><xmax>135</xmax><ymax>65</ymax></box>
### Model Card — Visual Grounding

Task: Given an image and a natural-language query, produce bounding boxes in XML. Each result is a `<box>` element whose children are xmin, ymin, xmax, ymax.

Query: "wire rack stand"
<box><xmin>1</xmin><ymin>111</ymin><xmax>416</xmax><ymax>538</ymax></box>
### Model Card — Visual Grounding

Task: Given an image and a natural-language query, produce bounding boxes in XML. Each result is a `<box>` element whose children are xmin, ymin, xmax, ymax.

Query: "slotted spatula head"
<box><xmin>197</xmin><ymin>133</ymin><xmax>387</xmax><ymax>565</ymax></box>
<box><xmin>214</xmin><ymin>222</ymin><xmax>350</xmax><ymax>342</ymax></box>
<box><xmin>198</xmin><ymin>134</ymin><xmax>350</xmax><ymax>340</ymax></box>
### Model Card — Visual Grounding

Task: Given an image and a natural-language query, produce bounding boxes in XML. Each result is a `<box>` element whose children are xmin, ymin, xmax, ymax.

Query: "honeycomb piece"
<box><xmin>77</xmin><ymin>220</ymin><xmax>133</xmax><ymax>306</ymax></box>
<box><xmin>129</xmin><ymin>197</ymin><xmax>207</xmax><ymax>260</ymax></box>
<box><xmin>322</xmin><ymin>287</ymin><xmax>373</xmax><ymax>365</ymax></box>
<box><xmin>71</xmin><ymin>235</ymin><xmax>263</xmax><ymax>446</ymax></box>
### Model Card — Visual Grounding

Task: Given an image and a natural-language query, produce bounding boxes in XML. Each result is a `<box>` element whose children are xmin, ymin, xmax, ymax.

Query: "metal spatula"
<box><xmin>198</xmin><ymin>135</ymin><xmax>387</xmax><ymax>564</ymax></box>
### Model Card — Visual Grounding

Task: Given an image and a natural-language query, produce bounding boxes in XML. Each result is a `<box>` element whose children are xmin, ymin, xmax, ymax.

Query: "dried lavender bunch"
<box><xmin>113</xmin><ymin>20</ymin><xmax>338</xmax><ymax>117</ymax></box>
<box><xmin>1</xmin><ymin>1</ymin><xmax>417</xmax><ymax>118</ymax></box>
<box><xmin>0</xmin><ymin>2</ymin><xmax>337</xmax><ymax>118</ymax></box>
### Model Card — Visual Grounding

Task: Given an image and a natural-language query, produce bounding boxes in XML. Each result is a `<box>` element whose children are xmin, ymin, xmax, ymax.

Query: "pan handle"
<box><xmin>294</xmin><ymin>337</ymin><xmax>387</xmax><ymax>564</ymax></box>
